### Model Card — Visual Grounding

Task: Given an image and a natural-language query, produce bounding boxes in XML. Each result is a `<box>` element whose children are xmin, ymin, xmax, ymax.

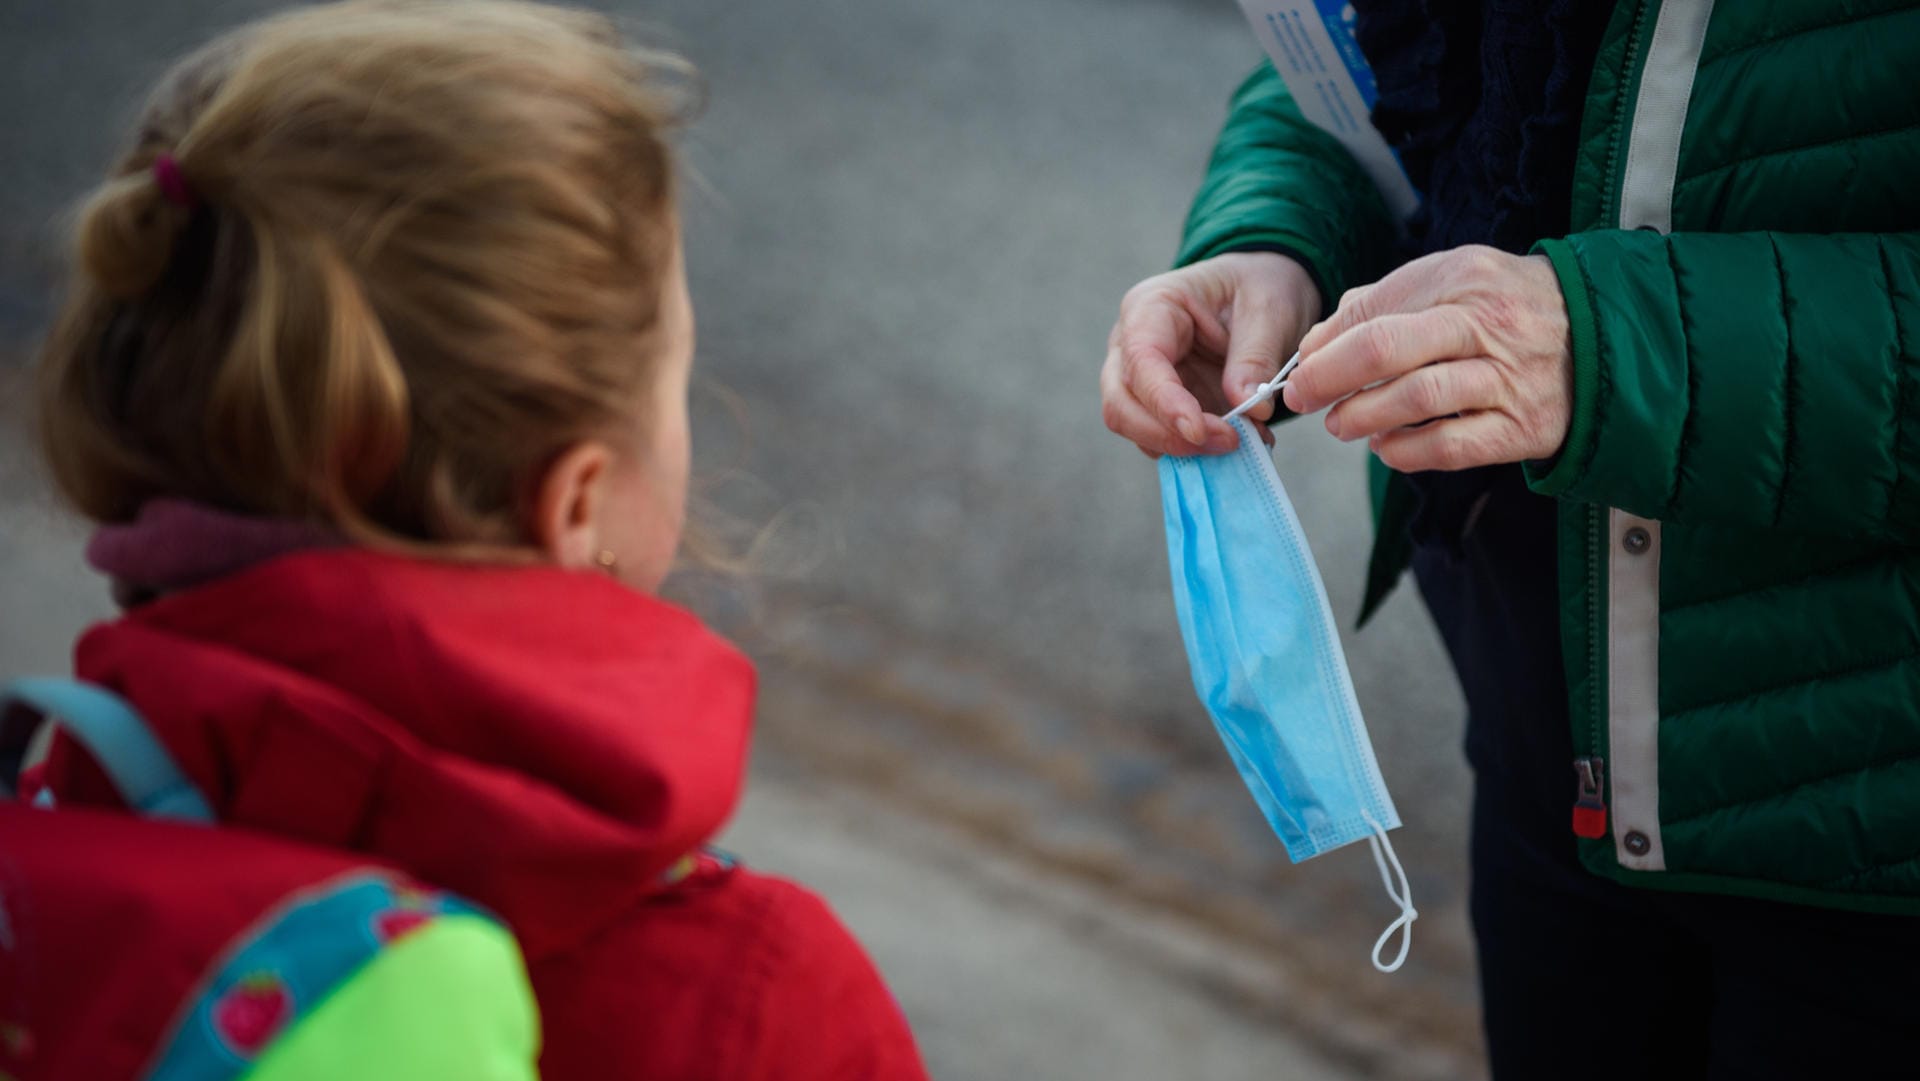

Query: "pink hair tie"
<box><xmin>152</xmin><ymin>154</ymin><xmax>196</xmax><ymax>209</ymax></box>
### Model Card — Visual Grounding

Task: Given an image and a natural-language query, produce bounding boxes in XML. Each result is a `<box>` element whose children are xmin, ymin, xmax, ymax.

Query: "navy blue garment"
<box><xmin>1356</xmin><ymin>0</ymin><xmax>1612</xmax><ymax>258</ymax></box>
<box><xmin>1340</xmin><ymin>2</ymin><xmax>1920</xmax><ymax>1077</ymax></box>
<box><xmin>1345</xmin><ymin>0</ymin><xmax>1606</xmax><ymax>788</ymax></box>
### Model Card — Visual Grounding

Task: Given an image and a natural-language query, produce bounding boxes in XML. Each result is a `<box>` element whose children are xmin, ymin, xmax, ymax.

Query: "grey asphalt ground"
<box><xmin>727</xmin><ymin>768</ymin><xmax>1361</xmax><ymax>1081</ymax></box>
<box><xmin>1</xmin><ymin>1</ymin><xmax>1480</xmax><ymax>1078</ymax></box>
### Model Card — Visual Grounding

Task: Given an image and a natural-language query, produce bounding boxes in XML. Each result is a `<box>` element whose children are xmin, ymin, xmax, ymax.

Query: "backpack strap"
<box><xmin>0</xmin><ymin>677</ymin><xmax>215</xmax><ymax>823</ymax></box>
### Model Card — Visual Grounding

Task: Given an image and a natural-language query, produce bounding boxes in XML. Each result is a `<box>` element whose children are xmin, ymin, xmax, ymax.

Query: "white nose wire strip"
<box><xmin>1362</xmin><ymin>810</ymin><xmax>1417</xmax><ymax>973</ymax></box>
<box><xmin>1222</xmin><ymin>352</ymin><xmax>1303</xmax><ymax>423</ymax></box>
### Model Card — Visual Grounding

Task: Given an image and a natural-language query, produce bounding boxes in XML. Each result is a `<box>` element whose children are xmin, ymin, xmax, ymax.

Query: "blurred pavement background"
<box><xmin>1</xmin><ymin>0</ymin><xmax>1479</xmax><ymax>1078</ymax></box>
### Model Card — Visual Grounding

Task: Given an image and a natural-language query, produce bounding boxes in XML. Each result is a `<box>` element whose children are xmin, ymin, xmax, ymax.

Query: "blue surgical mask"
<box><xmin>1159</xmin><ymin>411</ymin><xmax>1416</xmax><ymax>973</ymax></box>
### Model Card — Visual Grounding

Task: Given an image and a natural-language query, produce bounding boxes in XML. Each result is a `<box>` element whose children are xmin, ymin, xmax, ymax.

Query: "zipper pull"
<box><xmin>1572</xmin><ymin>756</ymin><xmax>1608</xmax><ymax>839</ymax></box>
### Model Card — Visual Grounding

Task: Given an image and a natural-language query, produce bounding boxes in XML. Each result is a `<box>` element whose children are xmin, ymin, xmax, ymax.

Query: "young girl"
<box><xmin>25</xmin><ymin>2</ymin><xmax>928</xmax><ymax>1077</ymax></box>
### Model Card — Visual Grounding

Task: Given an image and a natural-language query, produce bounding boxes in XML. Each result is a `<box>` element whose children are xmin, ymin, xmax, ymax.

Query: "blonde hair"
<box><xmin>37</xmin><ymin>0</ymin><xmax>695</xmax><ymax>546</ymax></box>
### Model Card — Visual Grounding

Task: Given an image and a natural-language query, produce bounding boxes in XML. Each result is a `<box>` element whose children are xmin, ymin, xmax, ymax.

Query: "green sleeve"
<box><xmin>1527</xmin><ymin>229</ymin><xmax>1920</xmax><ymax>541</ymax></box>
<box><xmin>1176</xmin><ymin>61</ymin><xmax>1398</xmax><ymax>311</ymax></box>
<box><xmin>245</xmin><ymin>915</ymin><xmax>542</xmax><ymax>1081</ymax></box>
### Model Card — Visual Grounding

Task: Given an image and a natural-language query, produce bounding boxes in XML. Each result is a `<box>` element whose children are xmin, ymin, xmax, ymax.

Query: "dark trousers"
<box><xmin>1406</xmin><ymin>467</ymin><xmax>1920</xmax><ymax>1080</ymax></box>
<box><xmin>1471</xmin><ymin>777</ymin><xmax>1920</xmax><ymax>1080</ymax></box>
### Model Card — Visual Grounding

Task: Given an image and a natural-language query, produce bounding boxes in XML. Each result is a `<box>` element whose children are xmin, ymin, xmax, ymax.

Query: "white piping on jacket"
<box><xmin>1603</xmin><ymin>0</ymin><xmax>1716</xmax><ymax>873</ymax></box>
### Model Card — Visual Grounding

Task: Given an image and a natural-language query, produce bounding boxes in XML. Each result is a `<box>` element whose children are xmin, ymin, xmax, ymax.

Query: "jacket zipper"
<box><xmin>1596</xmin><ymin>0</ymin><xmax>1654</xmax><ymax>227</ymax></box>
<box><xmin>1571</xmin><ymin>1</ymin><xmax>1653</xmax><ymax>838</ymax></box>
<box><xmin>1573</xmin><ymin>503</ymin><xmax>1608</xmax><ymax>837</ymax></box>
<box><xmin>1573</xmin><ymin>755</ymin><xmax>1608</xmax><ymax>839</ymax></box>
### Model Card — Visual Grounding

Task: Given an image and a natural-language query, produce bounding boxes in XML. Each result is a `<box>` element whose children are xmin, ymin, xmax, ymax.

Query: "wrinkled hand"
<box><xmin>1282</xmin><ymin>245</ymin><xmax>1573</xmax><ymax>472</ymax></box>
<box><xmin>1101</xmin><ymin>252</ymin><xmax>1321</xmax><ymax>456</ymax></box>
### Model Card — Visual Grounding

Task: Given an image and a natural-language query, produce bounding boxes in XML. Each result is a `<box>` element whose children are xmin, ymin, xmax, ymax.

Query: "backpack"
<box><xmin>0</xmin><ymin>678</ymin><xmax>542</xmax><ymax>1081</ymax></box>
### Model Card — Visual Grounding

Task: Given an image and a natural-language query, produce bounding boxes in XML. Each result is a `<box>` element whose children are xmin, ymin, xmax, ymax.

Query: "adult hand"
<box><xmin>1281</xmin><ymin>245</ymin><xmax>1573</xmax><ymax>473</ymax></box>
<box><xmin>1101</xmin><ymin>251</ymin><xmax>1321</xmax><ymax>457</ymax></box>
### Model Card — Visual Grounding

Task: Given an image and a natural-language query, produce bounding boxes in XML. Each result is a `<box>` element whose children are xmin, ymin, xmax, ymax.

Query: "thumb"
<box><xmin>1221</xmin><ymin>291</ymin><xmax>1290</xmax><ymax>410</ymax></box>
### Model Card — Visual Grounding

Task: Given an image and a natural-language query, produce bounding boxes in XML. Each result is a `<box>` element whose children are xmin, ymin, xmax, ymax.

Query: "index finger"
<box><xmin>1283</xmin><ymin>306</ymin><xmax>1479</xmax><ymax>415</ymax></box>
<box><xmin>1118</xmin><ymin>301</ymin><xmax>1208</xmax><ymax>445</ymax></box>
<box><xmin>1298</xmin><ymin>247</ymin><xmax>1491</xmax><ymax>356</ymax></box>
<box><xmin>1125</xmin><ymin>348</ymin><xmax>1207</xmax><ymax>445</ymax></box>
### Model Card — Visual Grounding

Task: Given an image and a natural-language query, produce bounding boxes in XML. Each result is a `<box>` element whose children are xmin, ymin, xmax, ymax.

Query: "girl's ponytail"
<box><xmin>74</xmin><ymin>162</ymin><xmax>195</xmax><ymax>301</ymax></box>
<box><xmin>44</xmin><ymin>146</ymin><xmax>412</xmax><ymax>530</ymax></box>
<box><xmin>38</xmin><ymin>1</ymin><xmax>693</xmax><ymax>545</ymax></box>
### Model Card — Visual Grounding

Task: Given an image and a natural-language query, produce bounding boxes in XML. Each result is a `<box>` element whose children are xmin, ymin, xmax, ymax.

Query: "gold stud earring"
<box><xmin>594</xmin><ymin>550</ymin><xmax>620</xmax><ymax>574</ymax></box>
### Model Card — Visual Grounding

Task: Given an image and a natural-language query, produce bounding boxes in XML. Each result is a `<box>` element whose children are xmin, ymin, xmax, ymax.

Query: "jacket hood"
<box><xmin>72</xmin><ymin>546</ymin><xmax>756</xmax><ymax>961</ymax></box>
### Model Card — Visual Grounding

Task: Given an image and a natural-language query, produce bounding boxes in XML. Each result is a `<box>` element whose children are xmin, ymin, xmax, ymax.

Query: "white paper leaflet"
<box><xmin>1234</xmin><ymin>0</ymin><xmax>1420</xmax><ymax>222</ymax></box>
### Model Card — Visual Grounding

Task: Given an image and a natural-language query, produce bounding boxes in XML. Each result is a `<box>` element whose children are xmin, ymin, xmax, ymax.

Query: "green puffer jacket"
<box><xmin>1178</xmin><ymin>0</ymin><xmax>1920</xmax><ymax>913</ymax></box>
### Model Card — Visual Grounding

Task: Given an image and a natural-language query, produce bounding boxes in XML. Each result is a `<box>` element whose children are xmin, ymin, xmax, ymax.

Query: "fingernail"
<box><xmin>1281</xmin><ymin>385</ymin><xmax>1301</xmax><ymax>413</ymax></box>
<box><xmin>1325</xmin><ymin>414</ymin><xmax>1342</xmax><ymax>440</ymax></box>
<box><xmin>1178</xmin><ymin>418</ymin><xmax>1203</xmax><ymax>444</ymax></box>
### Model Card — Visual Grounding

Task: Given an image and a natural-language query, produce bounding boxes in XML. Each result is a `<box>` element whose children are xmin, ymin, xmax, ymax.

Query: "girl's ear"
<box><xmin>530</xmin><ymin>441</ymin><xmax>615</xmax><ymax>569</ymax></box>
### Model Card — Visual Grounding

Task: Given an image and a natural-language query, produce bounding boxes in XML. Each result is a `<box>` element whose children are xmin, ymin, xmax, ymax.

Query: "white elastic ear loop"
<box><xmin>1222</xmin><ymin>351</ymin><xmax>1303</xmax><ymax>422</ymax></box>
<box><xmin>1361</xmin><ymin>810</ymin><xmax>1417</xmax><ymax>974</ymax></box>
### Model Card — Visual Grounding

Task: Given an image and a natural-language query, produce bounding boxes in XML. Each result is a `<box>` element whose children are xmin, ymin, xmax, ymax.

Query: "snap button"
<box><xmin>1623</xmin><ymin>527</ymin><xmax>1651</xmax><ymax>555</ymax></box>
<box><xmin>1624</xmin><ymin>830</ymin><xmax>1651</xmax><ymax>856</ymax></box>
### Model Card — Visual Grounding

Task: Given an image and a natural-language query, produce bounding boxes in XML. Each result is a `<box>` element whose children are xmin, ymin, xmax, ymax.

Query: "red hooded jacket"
<box><xmin>42</xmin><ymin>544</ymin><xmax>928</xmax><ymax>1081</ymax></box>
